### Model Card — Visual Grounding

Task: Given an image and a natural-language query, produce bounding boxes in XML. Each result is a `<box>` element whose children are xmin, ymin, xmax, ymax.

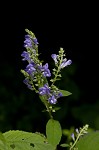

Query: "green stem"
<box><xmin>51</xmin><ymin>67</ymin><xmax>60</xmax><ymax>85</ymax></box>
<box><xmin>51</xmin><ymin>56</ymin><xmax>63</xmax><ymax>86</ymax></box>
<box><xmin>70</xmin><ymin>134</ymin><xmax>80</xmax><ymax>150</ymax></box>
<box><xmin>70</xmin><ymin>125</ymin><xmax>88</xmax><ymax>150</ymax></box>
<box><xmin>39</xmin><ymin>95</ymin><xmax>53</xmax><ymax>119</ymax></box>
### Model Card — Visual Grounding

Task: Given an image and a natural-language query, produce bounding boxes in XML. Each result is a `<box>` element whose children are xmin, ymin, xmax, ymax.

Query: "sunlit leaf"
<box><xmin>0</xmin><ymin>130</ymin><xmax>55</xmax><ymax>150</ymax></box>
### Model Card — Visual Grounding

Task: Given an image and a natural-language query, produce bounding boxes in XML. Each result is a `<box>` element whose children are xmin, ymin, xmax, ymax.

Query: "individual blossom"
<box><xmin>55</xmin><ymin>92</ymin><xmax>63</xmax><ymax>99</ymax></box>
<box><xmin>60</xmin><ymin>59</ymin><xmax>72</xmax><ymax>69</ymax></box>
<box><xmin>48</xmin><ymin>95</ymin><xmax>57</xmax><ymax>104</ymax></box>
<box><xmin>21</xmin><ymin>51</ymin><xmax>31</xmax><ymax>62</ymax></box>
<box><xmin>23</xmin><ymin>78</ymin><xmax>33</xmax><ymax>90</ymax></box>
<box><xmin>25</xmin><ymin>63</ymin><xmax>36</xmax><ymax>75</ymax></box>
<box><xmin>48</xmin><ymin>91</ymin><xmax>63</xmax><ymax>104</ymax></box>
<box><xmin>33</xmin><ymin>38</ymin><xmax>39</xmax><ymax>45</ymax></box>
<box><xmin>71</xmin><ymin>133</ymin><xmax>75</xmax><ymax>141</ymax></box>
<box><xmin>40</xmin><ymin>63</ymin><xmax>51</xmax><ymax>77</ymax></box>
<box><xmin>24</xmin><ymin>35</ymin><xmax>33</xmax><ymax>48</ymax></box>
<box><xmin>24</xmin><ymin>34</ymin><xmax>39</xmax><ymax>48</ymax></box>
<box><xmin>75</xmin><ymin>128</ymin><xmax>79</xmax><ymax>134</ymax></box>
<box><xmin>51</xmin><ymin>54</ymin><xmax>58</xmax><ymax>64</ymax></box>
<box><xmin>39</xmin><ymin>84</ymin><xmax>50</xmax><ymax>95</ymax></box>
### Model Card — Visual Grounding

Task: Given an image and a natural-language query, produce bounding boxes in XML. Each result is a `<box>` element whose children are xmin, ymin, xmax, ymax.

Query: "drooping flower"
<box><xmin>39</xmin><ymin>84</ymin><xmax>50</xmax><ymax>95</ymax></box>
<box><xmin>48</xmin><ymin>95</ymin><xmax>57</xmax><ymax>104</ymax></box>
<box><xmin>60</xmin><ymin>59</ymin><xmax>72</xmax><ymax>68</ymax></box>
<box><xmin>51</xmin><ymin>54</ymin><xmax>58</xmax><ymax>64</ymax></box>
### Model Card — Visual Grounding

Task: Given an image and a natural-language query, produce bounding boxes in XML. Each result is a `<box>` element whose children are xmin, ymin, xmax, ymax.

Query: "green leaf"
<box><xmin>60</xmin><ymin>143</ymin><xmax>70</xmax><ymax>147</ymax></box>
<box><xmin>0</xmin><ymin>130</ymin><xmax>55</xmax><ymax>150</ymax></box>
<box><xmin>0</xmin><ymin>132</ymin><xmax>6</xmax><ymax>150</ymax></box>
<box><xmin>60</xmin><ymin>90</ymin><xmax>72</xmax><ymax>96</ymax></box>
<box><xmin>46</xmin><ymin>119</ymin><xmax>62</xmax><ymax>147</ymax></box>
<box><xmin>0</xmin><ymin>132</ymin><xmax>6</xmax><ymax>143</ymax></box>
<box><xmin>75</xmin><ymin>131</ymin><xmax>99</xmax><ymax>150</ymax></box>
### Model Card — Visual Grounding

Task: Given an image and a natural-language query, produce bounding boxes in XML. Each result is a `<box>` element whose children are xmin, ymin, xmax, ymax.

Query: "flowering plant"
<box><xmin>0</xmin><ymin>29</ymin><xmax>99</xmax><ymax>150</ymax></box>
<box><xmin>21</xmin><ymin>29</ymin><xmax>72</xmax><ymax>118</ymax></box>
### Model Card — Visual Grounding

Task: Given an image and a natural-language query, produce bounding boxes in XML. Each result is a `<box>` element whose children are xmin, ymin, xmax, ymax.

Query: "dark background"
<box><xmin>0</xmin><ymin>2</ymin><xmax>99</xmax><ymax>147</ymax></box>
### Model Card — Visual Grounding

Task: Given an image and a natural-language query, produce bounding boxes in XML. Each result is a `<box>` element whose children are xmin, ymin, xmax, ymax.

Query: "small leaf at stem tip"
<box><xmin>60</xmin><ymin>90</ymin><xmax>72</xmax><ymax>96</ymax></box>
<box><xmin>60</xmin><ymin>143</ymin><xmax>70</xmax><ymax>147</ymax></box>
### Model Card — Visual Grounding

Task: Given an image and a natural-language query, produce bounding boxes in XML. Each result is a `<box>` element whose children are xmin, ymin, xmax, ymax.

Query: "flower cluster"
<box><xmin>21</xmin><ymin>29</ymin><xmax>72</xmax><ymax>105</ymax></box>
<box><xmin>51</xmin><ymin>53</ymin><xmax>72</xmax><ymax>68</ymax></box>
<box><xmin>39</xmin><ymin>84</ymin><xmax>63</xmax><ymax>104</ymax></box>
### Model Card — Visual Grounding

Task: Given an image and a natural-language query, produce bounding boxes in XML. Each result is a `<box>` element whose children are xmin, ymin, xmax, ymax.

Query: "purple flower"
<box><xmin>60</xmin><ymin>59</ymin><xmax>72</xmax><ymax>68</ymax></box>
<box><xmin>71</xmin><ymin>133</ymin><xmax>75</xmax><ymax>141</ymax></box>
<box><xmin>23</xmin><ymin>78</ymin><xmax>33</xmax><ymax>90</ymax></box>
<box><xmin>24</xmin><ymin>35</ymin><xmax>32</xmax><ymax>48</ymax></box>
<box><xmin>75</xmin><ymin>128</ymin><xmax>79</xmax><ymax>134</ymax></box>
<box><xmin>25</xmin><ymin>63</ymin><xmax>36</xmax><ymax>75</ymax></box>
<box><xmin>21</xmin><ymin>51</ymin><xmax>31</xmax><ymax>61</ymax></box>
<box><xmin>24</xmin><ymin>34</ymin><xmax>38</xmax><ymax>48</ymax></box>
<box><xmin>39</xmin><ymin>84</ymin><xmax>50</xmax><ymax>95</ymax></box>
<box><xmin>40</xmin><ymin>63</ymin><xmax>51</xmax><ymax>77</ymax></box>
<box><xmin>33</xmin><ymin>38</ymin><xmax>39</xmax><ymax>45</ymax></box>
<box><xmin>56</xmin><ymin>92</ymin><xmax>63</xmax><ymax>98</ymax></box>
<box><xmin>48</xmin><ymin>95</ymin><xmax>57</xmax><ymax>104</ymax></box>
<box><xmin>51</xmin><ymin>54</ymin><xmax>58</xmax><ymax>64</ymax></box>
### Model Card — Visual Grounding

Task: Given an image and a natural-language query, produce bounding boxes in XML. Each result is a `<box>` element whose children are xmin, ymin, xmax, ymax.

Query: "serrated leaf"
<box><xmin>60</xmin><ymin>90</ymin><xmax>72</xmax><ymax>96</ymax></box>
<box><xmin>0</xmin><ymin>130</ymin><xmax>55</xmax><ymax>150</ymax></box>
<box><xmin>75</xmin><ymin>131</ymin><xmax>99</xmax><ymax>150</ymax></box>
<box><xmin>46</xmin><ymin>119</ymin><xmax>62</xmax><ymax>147</ymax></box>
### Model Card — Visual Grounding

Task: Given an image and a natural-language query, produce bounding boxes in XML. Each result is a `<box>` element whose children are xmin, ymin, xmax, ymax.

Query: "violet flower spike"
<box><xmin>51</xmin><ymin>54</ymin><xmax>58</xmax><ymax>64</ymax></box>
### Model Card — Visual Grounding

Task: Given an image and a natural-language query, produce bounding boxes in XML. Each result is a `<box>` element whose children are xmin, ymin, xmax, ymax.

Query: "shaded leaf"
<box><xmin>60</xmin><ymin>143</ymin><xmax>70</xmax><ymax>147</ymax></box>
<box><xmin>46</xmin><ymin>119</ymin><xmax>62</xmax><ymax>147</ymax></box>
<box><xmin>60</xmin><ymin>90</ymin><xmax>72</xmax><ymax>96</ymax></box>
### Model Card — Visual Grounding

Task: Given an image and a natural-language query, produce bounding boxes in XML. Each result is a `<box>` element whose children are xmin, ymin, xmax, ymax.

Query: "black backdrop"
<box><xmin>0</xmin><ymin>2</ymin><xmax>99</xmax><ymax>136</ymax></box>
